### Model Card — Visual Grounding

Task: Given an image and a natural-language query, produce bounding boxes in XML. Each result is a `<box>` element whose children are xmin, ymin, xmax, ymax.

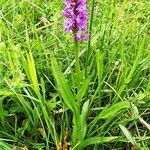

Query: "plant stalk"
<box><xmin>74</xmin><ymin>39</ymin><xmax>80</xmax><ymax>90</ymax></box>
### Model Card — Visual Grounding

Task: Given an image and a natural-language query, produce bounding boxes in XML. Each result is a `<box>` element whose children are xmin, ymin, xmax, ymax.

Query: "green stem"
<box><xmin>74</xmin><ymin>39</ymin><xmax>80</xmax><ymax>90</ymax></box>
<box><xmin>85</xmin><ymin>0</ymin><xmax>95</xmax><ymax>78</ymax></box>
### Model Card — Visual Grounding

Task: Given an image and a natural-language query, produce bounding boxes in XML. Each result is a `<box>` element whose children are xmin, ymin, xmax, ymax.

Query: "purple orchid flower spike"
<box><xmin>63</xmin><ymin>0</ymin><xmax>89</xmax><ymax>41</ymax></box>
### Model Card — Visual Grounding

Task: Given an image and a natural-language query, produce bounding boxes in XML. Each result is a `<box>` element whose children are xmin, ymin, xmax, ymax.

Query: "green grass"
<box><xmin>0</xmin><ymin>0</ymin><xmax>150</xmax><ymax>149</ymax></box>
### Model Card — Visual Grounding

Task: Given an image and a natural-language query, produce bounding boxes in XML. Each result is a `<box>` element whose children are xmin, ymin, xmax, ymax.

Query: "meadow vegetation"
<box><xmin>0</xmin><ymin>0</ymin><xmax>150</xmax><ymax>149</ymax></box>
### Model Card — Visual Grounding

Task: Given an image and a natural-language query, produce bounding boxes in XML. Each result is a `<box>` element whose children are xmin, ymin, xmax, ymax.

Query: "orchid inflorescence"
<box><xmin>63</xmin><ymin>0</ymin><xmax>89</xmax><ymax>41</ymax></box>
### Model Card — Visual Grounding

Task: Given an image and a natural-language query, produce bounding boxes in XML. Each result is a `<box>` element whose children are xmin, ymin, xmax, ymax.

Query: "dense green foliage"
<box><xmin>0</xmin><ymin>0</ymin><xmax>150</xmax><ymax>149</ymax></box>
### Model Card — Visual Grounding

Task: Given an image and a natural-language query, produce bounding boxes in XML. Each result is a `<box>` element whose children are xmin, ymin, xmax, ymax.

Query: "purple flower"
<box><xmin>75</xmin><ymin>32</ymin><xmax>89</xmax><ymax>41</ymax></box>
<box><xmin>63</xmin><ymin>0</ymin><xmax>89</xmax><ymax>41</ymax></box>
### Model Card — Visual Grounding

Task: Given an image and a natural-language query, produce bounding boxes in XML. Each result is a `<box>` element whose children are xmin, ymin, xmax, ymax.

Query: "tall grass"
<box><xmin>0</xmin><ymin>0</ymin><xmax>150</xmax><ymax>149</ymax></box>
